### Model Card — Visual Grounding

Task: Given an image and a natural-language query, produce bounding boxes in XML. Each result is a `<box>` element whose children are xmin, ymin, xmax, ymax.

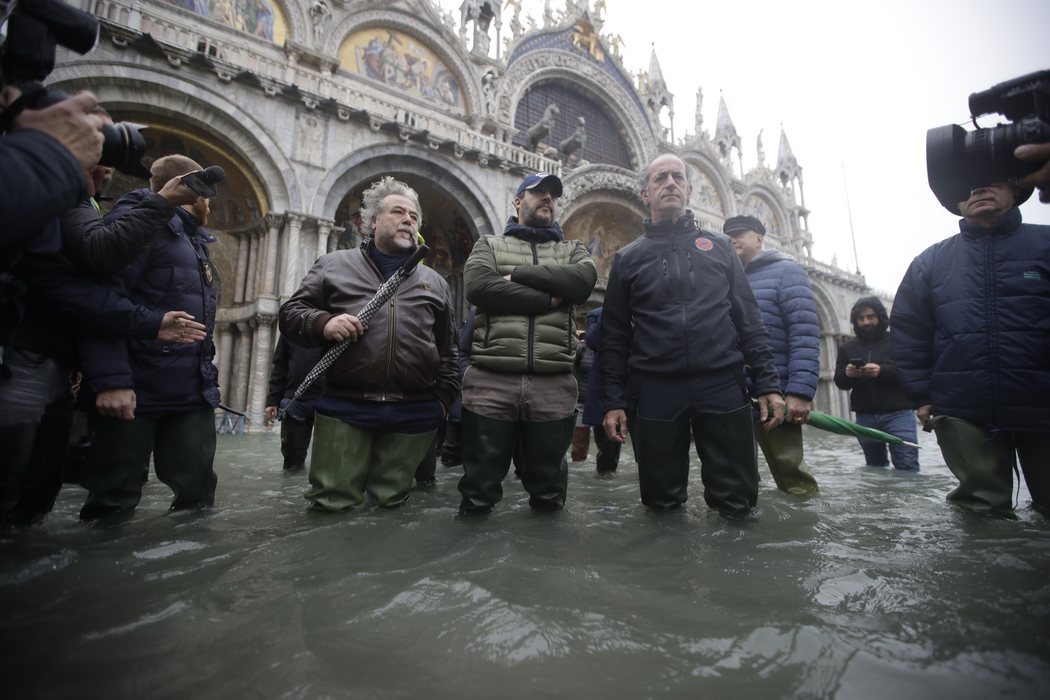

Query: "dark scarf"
<box><xmin>368</xmin><ymin>242</ymin><xmax>413</xmax><ymax>280</ymax></box>
<box><xmin>503</xmin><ymin>217</ymin><xmax>564</xmax><ymax>244</ymax></box>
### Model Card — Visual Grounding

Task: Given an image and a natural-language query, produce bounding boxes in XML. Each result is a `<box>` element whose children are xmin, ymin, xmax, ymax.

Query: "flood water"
<box><xmin>2</xmin><ymin>427</ymin><xmax>1048</xmax><ymax>699</ymax></box>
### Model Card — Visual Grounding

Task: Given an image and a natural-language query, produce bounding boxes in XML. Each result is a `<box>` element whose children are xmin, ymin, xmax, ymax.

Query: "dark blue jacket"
<box><xmin>891</xmin><ymin>208</ymin><xmax>1050</xmax><ymax>432</ymax></box>
<box><xmin>743</xmin><ymin>250</ymin><xmax>820</xmax><ymax>400</ymax></box>
<box><xmin>80</xmin><ymin>189</ymin><xmax>220</xmax><ymax>412</ymax></box>
<box><xmin>0</xmin><ymin>129</ymin><xmax>85</xmax><ymax>249</ymax></box>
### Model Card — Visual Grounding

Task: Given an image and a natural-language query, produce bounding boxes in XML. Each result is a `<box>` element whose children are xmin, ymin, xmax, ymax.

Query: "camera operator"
<box><xmin>1014</xmin><ymin>143</ymin><xmax>1050</xmax><ymax>203</ymax></box>
<box><xmin>891</xmin><ymin>180</ymin><xmax>1049</xmax><ymax>514</ymax></box>
<box><xmin>60</xmin><ymin>109</ymin><xmax>201</xmax><ymax>274</ymax></box>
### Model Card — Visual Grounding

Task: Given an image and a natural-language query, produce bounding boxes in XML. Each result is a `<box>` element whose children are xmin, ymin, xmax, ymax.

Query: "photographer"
<box><xmin>60</xmin><ymin>110</ymin><xmax>200</xmax><ymax>275</ymax></box>
<box><xmin>833</xmin><ymin>297</ymin><xmax>918</xmax><ymax>471</ymax></box>
<box><xmin>0</xmin><ymin>88</ymin><xmax>102</xmax><ymax>245</ymax></box>
<box><xmin>892</xmin><ymin>181</ymin><xmax>1049</xmax><ymax>513</ymax></box>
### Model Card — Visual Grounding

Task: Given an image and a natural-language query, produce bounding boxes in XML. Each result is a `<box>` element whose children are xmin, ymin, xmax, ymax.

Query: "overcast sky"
<box><xmin>438</xmin><ymin>0</ymin><xmax>1050</xmax><ymax>294</ymax></box>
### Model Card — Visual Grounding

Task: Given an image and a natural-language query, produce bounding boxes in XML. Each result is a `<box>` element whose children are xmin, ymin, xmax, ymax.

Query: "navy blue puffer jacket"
<box><xmin>79</xmin><ymin>189</ymin><xmax>220</xmax><ymax>413</ymax></box>
<box><xmin>891</xmin><ymin>208</ymin><xmax>1050</xmax><ymax>432</ymax></box>
<box><xmin>743</xmin><ymin>250</ymin><xmax>820</xmax><ymax>400</ymax></box>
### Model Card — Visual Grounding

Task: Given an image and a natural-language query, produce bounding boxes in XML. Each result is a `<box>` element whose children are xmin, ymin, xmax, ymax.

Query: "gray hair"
<box><xmin>359</xmin><ymin>176</ymin><xmax>422</xmax><ymax>235</ymax></box>
<box><xmin>638</xmin><ymin>154</ymin><xmax>693</xmax><ymax>189</ymax></box>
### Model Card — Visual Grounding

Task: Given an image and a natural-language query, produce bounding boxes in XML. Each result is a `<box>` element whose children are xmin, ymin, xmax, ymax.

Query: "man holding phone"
<box><xmin>833</xmin><ymin>297</ymin><xmax>918</xmax><ymax>470</ymax></box>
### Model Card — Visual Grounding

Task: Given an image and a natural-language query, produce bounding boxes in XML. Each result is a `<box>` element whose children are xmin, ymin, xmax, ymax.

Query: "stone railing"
<box><xmin>81</xmin><ymin>0</ymin><xmax>562</xmax><ymax>175</ymax></box>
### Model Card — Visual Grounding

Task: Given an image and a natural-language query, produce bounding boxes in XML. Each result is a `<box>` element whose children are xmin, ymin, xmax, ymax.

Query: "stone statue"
<box><xmin>309</xmin><ymin>0</ymin><xmax>331</xmax><ymax>45</ymax></box>
<box><xmin>526</xmin><ymin>102</ymin><xmax>559</xmax><ymax>151</ymax></box>
<box><xmin>559</xmin><ymin>116</ymin><xmax>587</xmax><ymax>159</ymax></box>
<box><xmin>756</xmin><ymin>129</ymin><xmax>766</xmax><ymax>166</ymax></box>
<box><xmin>694</xmin><ymin>87</ymin><xmax>704</xmax><ymax>135</ymax></box>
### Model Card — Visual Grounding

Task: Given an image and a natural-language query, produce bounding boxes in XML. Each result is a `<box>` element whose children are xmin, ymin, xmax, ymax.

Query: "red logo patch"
<box><xmin>694</xmin><ymin>237</ymin><xmax>713</xmax><ymax>252</ymax></box>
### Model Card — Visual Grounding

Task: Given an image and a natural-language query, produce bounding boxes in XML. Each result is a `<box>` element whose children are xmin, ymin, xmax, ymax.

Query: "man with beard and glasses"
<box><xmin>834</xmin><ymin>296</ymin><xmax>918</xmax><ymax>471</ymax></box>
<box><xmin>457</xmin><ymin>173</ymin><xmax>597</xmax><ymax>515</ymax></box>
<box><xmin>76</xmin><ymin>155</ymin><xmax>221</xmax><ymax>520</ymax></box>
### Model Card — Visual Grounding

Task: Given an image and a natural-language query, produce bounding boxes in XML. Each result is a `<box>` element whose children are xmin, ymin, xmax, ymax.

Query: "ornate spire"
<box><xmin>776</xmin><ymin>126</ymin><xmax>802</xmax><ymax>185</ymax></box>
<box><xmin>641</xmin><ymin>44</ymin><xmax>674</xmax><ymax>142</ymax></box>
<box><xmin>714</xmin><ymin>93</ymin><xmax>740</xmax><ymax>163</ymax></box>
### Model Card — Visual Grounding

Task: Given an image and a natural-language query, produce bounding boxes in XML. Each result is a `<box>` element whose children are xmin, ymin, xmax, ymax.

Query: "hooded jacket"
<box><xmin>599</xmin><ymin>212</ymin><xmax>780</xmax><ymax>412</ymax></box>
<box><xmin>834</xmin><ymin>296</ymin><xmax>912</xmax><ymax>413</ymax></box>
<box><xmin>464</xmin><ymin>218</ymin><xmax>597</xmax><ymax>375</ymax></box>
<box><xmin>891</xmin><ymin>208</ymin><xmax>1050</xmax><ymax>432</ymax></box>
<box><xmin>743</xmin><ymin>249</ymin><xmax>820</xmax><ymax>400</ymax></box>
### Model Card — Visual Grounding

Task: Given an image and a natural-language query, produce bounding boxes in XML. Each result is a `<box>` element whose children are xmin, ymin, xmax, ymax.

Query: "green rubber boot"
<box><xmin>755</xmin><ymin>422</ymin><xmax>819</xmax><ymax>496</ymax></box>
<box><xmin>932</xmin><ymin>416</ymin><xmax>1015</xmax><ymax>511</ymax></box>
<box><xmin>305</xmin><ymin>414</ymin><xmax>370</xmax><ymax>511</ymax></box>
<box><xmin>368</xmin><ymin>430</ymin><xmax>438</xmax><ymax>507</ymax></box>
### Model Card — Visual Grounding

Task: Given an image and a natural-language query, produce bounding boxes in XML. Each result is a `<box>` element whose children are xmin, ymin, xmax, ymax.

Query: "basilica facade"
<box><xmin>54</xmin><ymin>0</ymin><xmax>871</xmax><ymax>427</ymax></box>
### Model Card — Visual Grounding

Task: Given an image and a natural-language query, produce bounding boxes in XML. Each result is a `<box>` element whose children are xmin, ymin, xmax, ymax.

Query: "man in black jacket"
<box><xmin>265</xmin><ymin>336</ymin><xmax>323</xmax><ymax>472</ymax></box>
<box><xmin>833</xmin><ymin>297</ymin><xmax>918</xmax><ymax>470</ymax></box>
<box><xmin>600</xmin><ymin>154</ymin><xmax>785</xmax><ymax>514</ymax></box>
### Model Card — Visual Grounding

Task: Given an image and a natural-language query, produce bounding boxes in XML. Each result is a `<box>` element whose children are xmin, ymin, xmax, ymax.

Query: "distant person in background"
<box><xmin>265</xmin><ymin>336</ymin><xmax>323</xmax><ymax>472</ymax></box>
<box><xmin>570</xmin><ymin>328</ymin><xmax>592</xmax><ymax>462</ymax></box>
<box><xmin>582</xmin><ymin>306</ymin><xmax>620</xmax><ymax>475</ymax></box>
<box><xmin>833</xmin><ymin>297</ymin><xmax>918</xmax><ymax>471</ymax></box>
<box><xmin>892</xmin><ymin>181</ymin><xmax>1049</xmax><ymax>512</ymax></box>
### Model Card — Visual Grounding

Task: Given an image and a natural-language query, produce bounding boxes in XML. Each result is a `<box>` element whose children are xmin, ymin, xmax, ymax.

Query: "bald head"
<box><xmin>640</xmin><ymin>154</ymin><xmax>692</xmax><ymax>223</ymax></box>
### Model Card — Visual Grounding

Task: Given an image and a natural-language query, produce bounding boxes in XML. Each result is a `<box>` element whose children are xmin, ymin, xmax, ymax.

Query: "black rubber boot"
<box><xmin>692</xmin><ymin>405</ymin><xmax>760</xmax><ymax>515</ymax></box>
<box><xmin>458</xmin><ymin>409</ymin><xmax>518</xmax><ymax>514</ymax></box>
<box><xmin>593</xmin><ymin>425</ymin><xmax>622</xmax><ymax>474</ymax></box>
<box><xmin>519</xmin><ymin>415</ymin><xmax>575</xmax><ymax>511</ymax></box>
<box><xmin>630</xmin><ymin>415</ymin><xmax>692</xmax><ymax>510</ymax></box>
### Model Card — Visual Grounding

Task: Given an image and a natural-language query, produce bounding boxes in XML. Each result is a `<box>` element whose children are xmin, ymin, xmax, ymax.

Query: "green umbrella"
<box><xmin>804</xmin><ymin>410</ymin><xmax>920</xmax><ymax>448</ymax></box>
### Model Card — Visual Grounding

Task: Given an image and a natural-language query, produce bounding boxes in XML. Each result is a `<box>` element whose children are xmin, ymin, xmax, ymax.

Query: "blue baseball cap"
<box><xmin>516</xmin><ymin>172</ymin><xmax>563</xmax><ymax>198</ymax></box>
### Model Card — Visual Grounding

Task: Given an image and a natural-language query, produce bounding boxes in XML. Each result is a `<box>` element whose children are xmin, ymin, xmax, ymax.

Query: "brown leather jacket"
<box><xmin>278</xmin><ymin>243</ymin><xmax>459</xmax><ymax>410</ymax></box>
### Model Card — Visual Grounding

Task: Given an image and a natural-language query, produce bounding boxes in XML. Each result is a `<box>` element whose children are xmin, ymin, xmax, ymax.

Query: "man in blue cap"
<box><xmin>458</xmin><ymin>173</ymin><xmax>597</xmax><ymax>514</ymax></box>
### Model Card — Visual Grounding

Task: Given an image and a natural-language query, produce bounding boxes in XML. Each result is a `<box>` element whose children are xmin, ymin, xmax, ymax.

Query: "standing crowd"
<box><xmin>4</xmin><ymin>84</ymin><xmax>1050</xmax><ymax>528</ymax></box>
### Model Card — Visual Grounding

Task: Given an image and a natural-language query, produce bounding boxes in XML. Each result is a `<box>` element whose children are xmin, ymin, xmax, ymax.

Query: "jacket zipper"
<box><xmin>527</xmin><ymin>241</ymin><xmax>538</xmax><ymax>373</ymax></box>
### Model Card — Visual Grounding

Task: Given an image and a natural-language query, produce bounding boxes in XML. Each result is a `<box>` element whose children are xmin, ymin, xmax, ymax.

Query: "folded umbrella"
<box><xmin>804</xmin><ymin>410</ymin><xmax>920</xmax><ymax>448</ymax></box>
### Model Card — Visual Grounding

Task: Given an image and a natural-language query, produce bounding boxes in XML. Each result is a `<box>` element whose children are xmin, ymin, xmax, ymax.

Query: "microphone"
<box><xmin>180</xmin><ymin>165</ymin><xmax>226</xmax><ymax>198</ymax></box>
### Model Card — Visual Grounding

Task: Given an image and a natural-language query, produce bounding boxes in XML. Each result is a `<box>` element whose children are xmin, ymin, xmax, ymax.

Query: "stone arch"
<box><xmin>560</xmin><ymin>166</ymin><xmax>645</xmax><ymax>293</ymax></box>
<box><xmin>498</xmin><ymin>51</ymin><xmax>657</xmax><ymax>168</ymax></box>
<box><xmin>741</xmin><ymin>186</ymin><xmax>792</xmax><ymax>241</ymax></box>
<box><xmin>326</xmin><ymin>8</ymin><xmax>483</xmax><ymax>117</ymax></box>
<box><xmin>50</xmin><ymin>63</ymin><xmax>299</xmax><ymax>213</ymax></box>
<box><xmin>681</xmin><ymin>151</ymin><xmax>735</xmax><ymax>226</ymax></box>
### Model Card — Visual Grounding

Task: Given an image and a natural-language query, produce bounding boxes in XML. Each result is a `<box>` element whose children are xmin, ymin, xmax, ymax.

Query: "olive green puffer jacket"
<box><xmin>465</xmin><ymin>225</ymin><xmax>597</xmax><ymax>374</ymax></box>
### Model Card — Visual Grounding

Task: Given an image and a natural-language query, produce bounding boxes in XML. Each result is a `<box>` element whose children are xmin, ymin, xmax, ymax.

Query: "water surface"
<box><xmin>2</xmin><ymin>428</ymin><xmax>1047</xmax><ymax>699</ymax></box>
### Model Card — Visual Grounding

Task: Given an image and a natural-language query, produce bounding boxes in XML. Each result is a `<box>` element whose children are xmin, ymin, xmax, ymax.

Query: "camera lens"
<box><xmin>99</xmin><ymin>122</ymin><xmax>152</xmax><ymax>179</ymax></box>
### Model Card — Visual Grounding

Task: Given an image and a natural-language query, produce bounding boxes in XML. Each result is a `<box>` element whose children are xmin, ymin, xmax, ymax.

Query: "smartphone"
<box><xmin>849</xmin><ymin>358</ymin><xmax>865</xmax><ymax>367</ymax></box>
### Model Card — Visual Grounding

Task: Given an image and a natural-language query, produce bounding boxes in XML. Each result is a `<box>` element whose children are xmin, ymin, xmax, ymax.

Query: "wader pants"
<box><xmin>631</xmin><ymin>404</ymin><xmax>758</xmax><ymax>515</ymax></box>
<box><xmin>306</xmin><ymin>413</ymin><xmax>436</xmax><ymax>511</ymax></box>
<box><xmin>932</xmin><ymin>415</ymin><xmax>1050</xmax><ymax>513</ymax></box>
<box><xmin>754</xmin><ymin>421</ymin><xmax>819</xmax><ymax>495</ymax></box>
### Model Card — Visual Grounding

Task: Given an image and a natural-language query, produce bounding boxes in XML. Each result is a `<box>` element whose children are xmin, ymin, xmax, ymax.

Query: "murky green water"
<box><xmin>2</xmin><ymin>428</ymin><xmax>1048</xmax><ymax>699</ymax></box>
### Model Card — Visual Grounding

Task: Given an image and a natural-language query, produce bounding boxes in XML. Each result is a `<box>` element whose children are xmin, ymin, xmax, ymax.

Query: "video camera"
<box><xmin>0</xmin><ymin>0</ymin><xmax>151</xmax><ymax>178</ymax></box>
<box><xmin>926</xmin><ymin>70</ymin><xmax>1050</xmax><ymax>213</ymax></box>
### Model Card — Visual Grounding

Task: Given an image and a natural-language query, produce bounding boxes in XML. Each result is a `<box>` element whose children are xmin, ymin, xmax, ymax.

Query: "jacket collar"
<box><xmin>643</xmin><ymin>211</ymin><xmax>698</xmax><ymax>237</ymax></box>
<box><xmin>959</xmin><ymin>206</ymin><xmax>1023</xmax><ymax>238</ymax></box>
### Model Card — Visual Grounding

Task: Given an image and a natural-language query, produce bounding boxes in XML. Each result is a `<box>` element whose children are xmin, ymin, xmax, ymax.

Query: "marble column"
<box><xmin>280</xmin><ymin>213</ymin><xmax>304</xmax><ymax>301</ymax></box>
<box><xmin>263</xmin><ymin>213</ymin><xmax>283</xmax><ymax>297</ymax></box>
<box><xmin>316</xmin><ymin>219</ymin><xmax>333</xmax><ymax>261</ymax></box>
<box><xmin>244</xmin><ymin>229</ymin><xmax>260</xmax><ymax>301</ymax></box>
<box><xmin>230</xmin><ymin>321</ymin><xmax>253</xmax><ymax>411</ymax></box>
<box><xmin>327</xmin><ymin>225</ymin><xmax>344</xmax><ymax>253</ymax></box>
<box><xmin>216</xmin><ymin>322</ymin><xmax>235</xmax><ymax>402</ymax></box>
<box><xmin>233</xmin><ymin>234</ymin><xmax>249</xmax><ymax>303</ymax></box>
<box><xmin>246</xmin><ymin>313</ymin><xmax>276</xmax><ymax>427</ymax></box>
